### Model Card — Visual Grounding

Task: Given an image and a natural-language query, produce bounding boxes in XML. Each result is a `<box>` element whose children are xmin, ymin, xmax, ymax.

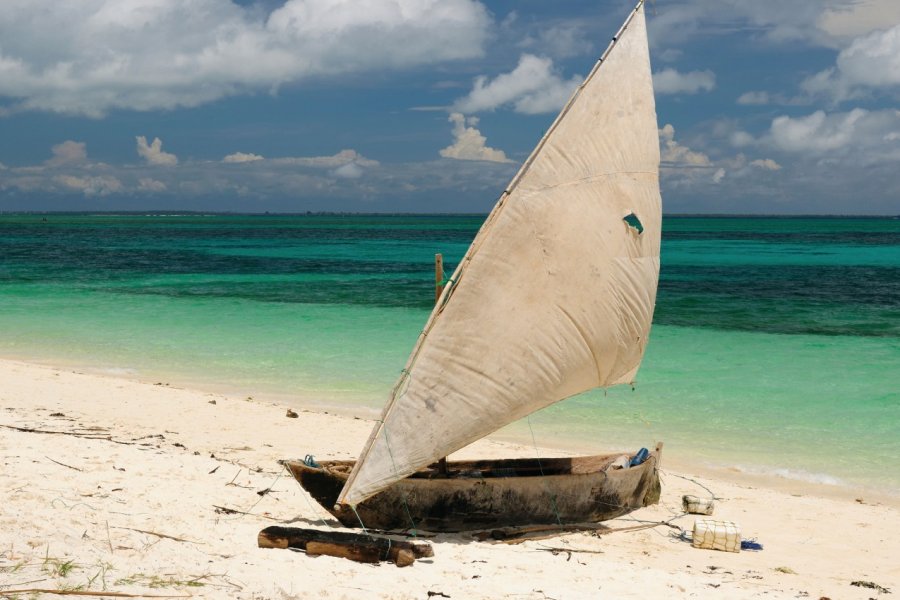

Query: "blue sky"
<box><xmin>1</xmin><ymin>0</ymin><xmax>899</xmax><ymax>214</ymax></box>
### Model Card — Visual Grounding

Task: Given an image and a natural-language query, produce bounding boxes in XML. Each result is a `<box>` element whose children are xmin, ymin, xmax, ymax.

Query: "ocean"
<box><xmin>1</xmin><ymin>214</ymin><xmax>898</xmax><ymax>496</ymax></box>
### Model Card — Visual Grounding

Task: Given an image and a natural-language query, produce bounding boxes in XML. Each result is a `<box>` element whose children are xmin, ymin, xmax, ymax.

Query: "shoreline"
<box><xmin>2</xmin><ymin>357</ymin><xmax>898</xmax><ymax>598</ymax></box>
<box><xmin>3</xmin><ymin>353</ymin><xmax>896</xmax><ymax>507</ymax></box>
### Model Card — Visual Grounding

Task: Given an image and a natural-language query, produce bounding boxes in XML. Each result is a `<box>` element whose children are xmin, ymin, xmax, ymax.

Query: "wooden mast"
<box><xmin>435</xmin><ymin>253</ymin><xmax>444</xmax><ymax>304</ymax></box>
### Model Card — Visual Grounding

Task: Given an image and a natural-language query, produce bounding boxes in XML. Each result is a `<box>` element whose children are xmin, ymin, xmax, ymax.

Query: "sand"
<box><xmin>1</xmin><ymin>358</ymin><xmax>897</xmax><ymax>599</ymax></box>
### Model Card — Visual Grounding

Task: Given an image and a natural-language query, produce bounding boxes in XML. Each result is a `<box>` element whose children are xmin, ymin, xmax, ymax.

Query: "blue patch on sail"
<box><xmin>623</xmin><ymin>213</ymin><xmax>644</xmax><ymax>234</ymax></box>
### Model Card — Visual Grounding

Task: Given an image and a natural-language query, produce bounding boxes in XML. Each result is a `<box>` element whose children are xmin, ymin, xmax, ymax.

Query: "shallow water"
<box><xmin>1</xmin><ymin>214</ymin><xmax>897</xmax><ymax>495</ymax></box>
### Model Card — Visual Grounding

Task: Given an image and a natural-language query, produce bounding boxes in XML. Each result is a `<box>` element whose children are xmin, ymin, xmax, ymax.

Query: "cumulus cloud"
<box><xmin>223</xmin><ymin>152</ymin><xmax>265</xmax><ymax>164</ymax></box>
<box><xmin>439</xmin><ymin>113</ymin><xmax>512</xmax><ymax>163</ymax></box>
<box><xmin>770</xmin><ymin>109</ymin><xmax>864</xmax><ymax>152</ymax></box>
<box><xmin>817</xmin><ymin>0</ymin><xmax>900</xmax><ymax>41</ymax></box>
<box><xmin>750</xmin><ymin>158</ymin><xmax>782</xmax><ymax>170</ymax></box>
<box><xmin>332</xmin><ymin>163</ymin><xmax>364</xmax><ymax>179</ymax></box>
<box><xmin>651</xmin><ymin>7</ymin><xmax>900</xmax><ymax>161</ymax></box>
<box><xmin>653</xmin><ymin>69</ymin><xmax>716</xmax><ymax>95</ymax></box>
<box><xmin>273</xmin><ymin>149</ymin><xmax>379</xmax><ymax>169</ymax></box>
<box><xmin>0</xmin><ymin>0</ymin><xmax>491</xmax><ymax>117</ymax></box>
<box><xmin>648</xmin><ymin>1</ymin><xmax>825</xmax><ymax>48</ymax></box>
<box><xmin>768</xmin><ymin>108</ymin><xmax>900</xmax><ymax>160</ymax></box>
<box><xmin>648</xmin><ymin>0</ymin><xmax>900</xmax><ymax>52</ymax></box>
<box><xmin>136</xmin><ymin>136</ymin><xmax>178</xmax><ymax>166</ymax></box>
<box><xmin>694</xmin><ymin>108</ymin><xmax>898</xmax><ymax>212</ymax></box>
<box><xmin>730</xmin><ymin>130</ymin><xmax>757</xmax><ymax>149</ymax></box>
<box><xmin>661</xmin><ymin>111</ymin><xmax>900</xmax><ymax>213</ymax></box>
<box><xmin>220</xmin><ymin>148</ymin><xmax>381</xmax><ymax>180</ymax></box>
<box><xmin>658</xmin><ymin>124</ymin><xmax>728</xmax><ymax>190</ymax></box>
<box><xmin>47</xmin><ymin>141</ymin><xmax>88</xmax><ymax>166</ymax></box>
<box><xmin>659</xmin><ymin>124</ymin><xmax>784</xmax><ymax>193</ymax></box>
<box><xmin>802</xmin><ymin>24</ymin><xmax>900</xmax><ymax>102</ymax></box>
<box><xmin>736</xmin><ymin>90</ymin><xmax>813</xmax><ymax>108</ymax></box>
<box><xmin>518</xmin><ymin>23</ymin><xmax>593</xmax><ymax>59</ymax></box>
<box><xmin>659</xmin><ymin>124</ymin><xmax>713</xmax><ymax>168</ymax></box>
<box><xmin>54</xmin><ymin>174</ymin><xmax>122</xmax><ymax>196</ymax></box>
<box><xmin>737</xmin><ymin>91</ymin><xmax>770</xmax><ymax>105</ymax></box>
<box><xmin>0</xmin><ymin>144</ymin><xmax>387</xmax><ymax>200</ymax></box>
<box><xmin>453</xmin><ymin>54</ymin><xmax>580</xmax><ymax>115</ymax></box>
<box><xmin>172</xmin><ymin>150</ymin><xmax>513</xmax><ymax>207</ymax></box>
<box><xmin>137</xmin><ymin>178</ymin><xmax>167</xmax><ymax>192</ymax></box>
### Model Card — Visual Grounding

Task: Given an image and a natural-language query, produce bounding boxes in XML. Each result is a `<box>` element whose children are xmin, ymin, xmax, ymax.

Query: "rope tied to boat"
<box><xmin>527</xmin><ymin>415</ymin><xmax>563</xmax><ymax>526</ymax></box>
<box><xmin>380</xmin><ymin>420</ymin><xmax>419</xmax><ymax>537</ymax></box>
<box><xmin>350</xmin><ymin>504</ymin><xmax>370</xmax><ymax>536</ymax></box>
<box><xmin>285</xmin><ymin>462</ymin><xmax>334</xmax><ymax>529</ymax></box>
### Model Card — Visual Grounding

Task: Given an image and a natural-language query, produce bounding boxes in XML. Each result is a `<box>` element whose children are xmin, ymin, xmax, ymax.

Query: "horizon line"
<box><xmin>1</xmin><ymin>210</ymin><xmax>898</xmax><ymax>219</ymax></box>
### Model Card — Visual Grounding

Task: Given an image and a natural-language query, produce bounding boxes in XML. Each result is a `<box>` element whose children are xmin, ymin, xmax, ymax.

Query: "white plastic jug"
<box><xmin>692</xmin><ymin>519</ymin><xmax>741</xmax><ymax>553</ymax></box>
<box><xmin>683</xmin><ymin>494</ymin><xmax>715</xmax><ymax>515</ymax></box>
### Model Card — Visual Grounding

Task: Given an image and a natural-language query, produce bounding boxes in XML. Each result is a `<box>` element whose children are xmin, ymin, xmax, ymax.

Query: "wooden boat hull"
<box><xmin>285</xmin><ymin>445</ymin><xmax>661</xmax><ymax>532</ymax></box>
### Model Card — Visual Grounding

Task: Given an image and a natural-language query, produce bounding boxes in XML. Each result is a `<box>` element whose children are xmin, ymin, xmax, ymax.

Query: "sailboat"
<box><xmin>287</xmin><ymin>0</ymin><xmax>663</xmax><ymax>533</ymax></box>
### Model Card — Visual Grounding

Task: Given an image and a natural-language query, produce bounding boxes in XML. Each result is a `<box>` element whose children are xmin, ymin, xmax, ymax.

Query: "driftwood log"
<box><xmin>257</xmin><ymin>526</ymin><xmax>432</xmax><ymax>567</ymax></box>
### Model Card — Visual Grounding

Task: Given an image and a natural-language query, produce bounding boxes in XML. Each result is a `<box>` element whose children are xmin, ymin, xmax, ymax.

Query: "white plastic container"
<box><xmin>683</xmin><ymin>494</ymin><xmax>715</xmax><ymax>515</ymax></box>
<box><xmin>692</xmin><ymin>519</ymin><xmax>741</xmax><ymax>553</ymax></box>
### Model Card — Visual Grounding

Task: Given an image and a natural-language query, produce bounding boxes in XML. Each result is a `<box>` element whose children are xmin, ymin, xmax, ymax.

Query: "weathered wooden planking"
<box><xmin>285</xmin><ymin>444</ymin><xmax>662</xmax><ymax>532</ymax></box>
<box><xmin>305</xmin><ymin>541</ymin><xmax>415</xmax><ymax>567</ymax></box>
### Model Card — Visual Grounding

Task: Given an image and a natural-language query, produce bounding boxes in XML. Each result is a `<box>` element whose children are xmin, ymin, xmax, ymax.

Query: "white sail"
<box><xmin>339</xmin><ymin>0</ymin><xmax>661</xmax><ymax>508</ymax></box>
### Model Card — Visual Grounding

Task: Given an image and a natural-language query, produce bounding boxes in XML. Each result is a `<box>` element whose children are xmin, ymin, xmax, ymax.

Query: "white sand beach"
<box><xmin>1</xmin><ymin>358</ymin><xmax>898</xmax><ymax>599</ymax></box>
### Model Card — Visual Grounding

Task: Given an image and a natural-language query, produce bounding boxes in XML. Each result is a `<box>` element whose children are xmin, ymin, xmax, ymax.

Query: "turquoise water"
<box><xmin>1</xmin><ymin>214</ymin><xmax>898</xmax><ymax>495</ymax></box>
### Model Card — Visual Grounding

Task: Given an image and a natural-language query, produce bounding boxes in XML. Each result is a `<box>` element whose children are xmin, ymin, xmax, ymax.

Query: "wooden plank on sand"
<box><xmin>257</xmin><ymin>526</ymin><xmax>432</xmax><ymax>567</ymax></box>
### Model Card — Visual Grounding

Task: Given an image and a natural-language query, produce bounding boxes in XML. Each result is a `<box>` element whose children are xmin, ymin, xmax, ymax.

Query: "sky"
<box><xmin>1</xmin><ymin>0</ymin><xmax>899</xmax><ymax>214</ymax></box>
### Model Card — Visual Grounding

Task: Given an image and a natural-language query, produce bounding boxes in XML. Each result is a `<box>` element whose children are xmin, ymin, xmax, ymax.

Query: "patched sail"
<box><xmin>339</xmin><ymin>0</ymin><xmax>661</xmax><ymax>508</ymax></box>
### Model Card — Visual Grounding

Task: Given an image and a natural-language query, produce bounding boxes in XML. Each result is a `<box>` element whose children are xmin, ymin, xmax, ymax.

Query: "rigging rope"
<box><xmin>380</xmin><ymin>420</ymin><xmax>419</xmax><ymax>537</ymax></box>
<box><xmin>350</xmin><ymin>504</ymin><xmax>369</xmax><ymax>536</ymax></box>
<box><xmin>527</xmin><ymin>415</ymin><xmax>563</xmax><ymax>526</ymax></box>
<box><xmin>286</xmin><ymin>462</ymin><xmax>335</xmax><ymax>530</ymax></box>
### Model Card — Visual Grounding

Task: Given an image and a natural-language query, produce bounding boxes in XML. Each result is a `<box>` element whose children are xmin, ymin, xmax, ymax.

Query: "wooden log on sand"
<box><xmin>257</xmin><ymin>526</ymin><xmax>432</xmax><ymax>567</ymax></box>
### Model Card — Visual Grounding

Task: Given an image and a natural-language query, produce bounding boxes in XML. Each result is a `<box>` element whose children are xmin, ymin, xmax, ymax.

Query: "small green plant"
<box><xmin>55</xmin><ymin>559</ymin><xmax>77</xmax><ymax>578</ymax></box>
<box><xmin>39</xmin><ymin>551</ymin><xmax>80</xmax><ymax>579</ymax></box>
<box><xmin>85</xmin><ymin>561</ymin><xmax>113</xmax><ymax>590</ymax></box>
<box><xmin>42</xmin><ymin>558</ymin><xmax>78</xmax><ymax>577</ymax></box>
<box><xmin>115</xmin><ymin>573</ymin><xmax>207</xmax><ymax>589</ymax></box>
<box><xmin>0</xmin><ymin>559</ymin><xmax>27</xmax><ymax>574</ymax></box>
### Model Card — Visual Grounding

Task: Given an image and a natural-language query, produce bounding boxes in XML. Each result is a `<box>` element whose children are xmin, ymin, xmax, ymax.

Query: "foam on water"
<box><xmin>735</xmin><ymin>466</ymin><xmax>845</xmax><ymax>487</ymax></box>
